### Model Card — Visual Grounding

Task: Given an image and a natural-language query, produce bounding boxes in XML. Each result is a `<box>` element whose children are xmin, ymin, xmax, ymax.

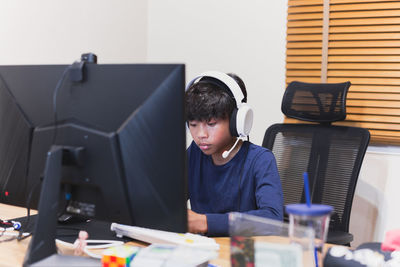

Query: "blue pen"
<box><xmin>303</xmin><ymin>172</ymin><xmax>311</xmax><ymax>207</ymax></box>
<box><xmin>303</xmin><ymin>172</ymin><xmax>318</xmax><ymax>267</ymax></box>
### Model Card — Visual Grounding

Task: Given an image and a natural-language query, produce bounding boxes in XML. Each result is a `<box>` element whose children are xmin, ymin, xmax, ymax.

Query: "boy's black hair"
<box><xmin>185</xmin><ymin>73</ymin><xmax>247</xmax><ymax>122</ymax></box>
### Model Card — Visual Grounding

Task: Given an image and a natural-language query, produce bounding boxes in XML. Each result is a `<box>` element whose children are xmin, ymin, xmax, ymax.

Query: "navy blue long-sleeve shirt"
<box><xmin>187</xmin><ymin>141</ymin><xmax>283</xmax><ymax>236</ymax></box>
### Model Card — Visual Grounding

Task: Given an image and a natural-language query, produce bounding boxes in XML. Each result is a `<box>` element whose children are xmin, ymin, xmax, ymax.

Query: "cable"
<box><xmin>51</xmin><ymin>65</ymin><xmax>71</xmax><ymax>145</ymax></box>
<box><xmin>55</xmin><ymin>239</ymin><xmax>124</xmax><ymax>259</ymax></box>
<box><xmin>0</xmin><ymin>227</ymin><xmax>21</xmax><ymax>243</ymax></box>
<box><xmin>17</xmin><ymin>232</ymin><xmax>31</xmax><ymax>241</ymax></box>
<box><xmin>55</xmin><ymin>239</ymin><xmax>124</xmax><ymax>250</ymax></box>
<box><xmin>0</xmin><ymin>229</ymin><xmax>29</xmax><ymax>238</ymax></box>
<box><xmin>83</xmin><ymin>248</ymin><xmax>102</xmax><ymax>259</ymax></box>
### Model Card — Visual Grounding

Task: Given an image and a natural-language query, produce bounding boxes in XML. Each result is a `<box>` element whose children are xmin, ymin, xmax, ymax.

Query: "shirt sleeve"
<box><xmin>242</xmin><ymin>150</ymin><xmax>284</xmax><ymax>221</ymax></box>
<box><xmin>205</xmin><ymin>213</ymin><xmax>229</xmax><ymax>237</ymax></box>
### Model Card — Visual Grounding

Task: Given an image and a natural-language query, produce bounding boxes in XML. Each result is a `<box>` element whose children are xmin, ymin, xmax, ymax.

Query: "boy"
<box><xmin>185</xmin><ymin>71</ymin><xmax>283</xmax><ymax>236</ymax></box>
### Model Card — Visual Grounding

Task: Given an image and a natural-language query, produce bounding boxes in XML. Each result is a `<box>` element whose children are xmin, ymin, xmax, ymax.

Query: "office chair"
<box><xmin>262</xmin><ymin>81</ymin><xmax>370</xmax><ymax>245</ymax></box>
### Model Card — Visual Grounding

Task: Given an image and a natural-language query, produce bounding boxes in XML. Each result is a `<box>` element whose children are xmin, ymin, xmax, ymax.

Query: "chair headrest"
<box><xmin>282</xmin><ymin>81</ymin><xmax>351</xmax><ymax>123</ymax></box>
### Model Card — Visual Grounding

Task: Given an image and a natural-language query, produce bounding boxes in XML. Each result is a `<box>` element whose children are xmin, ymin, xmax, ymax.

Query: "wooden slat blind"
<box><xmin>286</xmin><ymin>0</ymin><xmax>323</xmax><ymax>84</ymax></box>
<box><xmin>286</xmin><ymin>0</ymin><xmax>400</xmax><ymax>144</ymax></box>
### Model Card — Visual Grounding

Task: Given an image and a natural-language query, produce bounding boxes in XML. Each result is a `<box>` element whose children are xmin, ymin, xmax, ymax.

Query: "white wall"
<box><xmin>0</xmin><ymin>0</ymin><xmax>147</xmax><ymax>64</ymax></box>
<box><xmin>350</xmin><ymin>147</ymin><xmax>400</xmax><ymax>247</ymax></box>
<box><xmin>147</xmin><ymin>0</ymin><xmax>288</xmax><ymax>144</ymax></box>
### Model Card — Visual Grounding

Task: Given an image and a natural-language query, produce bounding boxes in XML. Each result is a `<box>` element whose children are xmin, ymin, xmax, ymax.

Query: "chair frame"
<box><xmin>262</xmin><ymin>81</ymin><xmax>370</xmax><ymax>245</ymax></box>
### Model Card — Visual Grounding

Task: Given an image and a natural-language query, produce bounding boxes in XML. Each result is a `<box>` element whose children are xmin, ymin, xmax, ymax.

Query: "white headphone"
<box><xmin>186</xmin><ymin>71</ymin><xmax>253</xmax><ymax>137</ymax></box>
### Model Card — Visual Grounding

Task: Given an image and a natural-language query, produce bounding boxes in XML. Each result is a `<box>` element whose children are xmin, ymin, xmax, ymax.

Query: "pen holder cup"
<box><xmin>286</xmin><ymin>204</ymin><xmax>333</xmax><ymax>252</ymax></box>
<box><xmin>229</xmin><ymin>212</ymin><xmax>316</xmax><ymax>266</ymax></box>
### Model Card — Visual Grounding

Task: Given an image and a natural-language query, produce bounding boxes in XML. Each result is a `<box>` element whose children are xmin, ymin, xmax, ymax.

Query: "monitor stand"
<box><xmin>23</xmin><ymin>145</ymin><xmax>99</xmax><ymax>266</ymax></box>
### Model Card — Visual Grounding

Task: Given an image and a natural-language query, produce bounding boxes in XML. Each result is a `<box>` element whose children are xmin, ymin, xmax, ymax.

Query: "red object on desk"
<box><xmin>381</xmin><ymin>229</ymin><xmax>400</xmax><ymax>251</ymax></box>
<box><xmin>231</xmin><ymin>236</ymin><xmax>255</xmax><ymax>267</ymax></box>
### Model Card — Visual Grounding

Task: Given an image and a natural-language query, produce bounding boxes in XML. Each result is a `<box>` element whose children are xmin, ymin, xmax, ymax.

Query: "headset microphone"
<box><xmin>222</xmin><ymin>138</ymin><xmax>241</xmax><ymax>159</ymax></box>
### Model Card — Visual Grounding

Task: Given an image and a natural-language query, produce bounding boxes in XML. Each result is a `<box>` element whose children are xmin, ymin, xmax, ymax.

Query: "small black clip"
<box><xmin>69</xmin><ymin>53</ymin><xmax>97</xmax><ymax>82</ymax></box>
<box><xmin>69</xmin><ymin>61</ymin><xmax>85</xmax><ymax>82</ymax></box>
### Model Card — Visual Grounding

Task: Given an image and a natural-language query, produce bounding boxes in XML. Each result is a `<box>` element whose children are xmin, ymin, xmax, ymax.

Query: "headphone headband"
<box><xmin>185</xmin><ymin>71</ymin><xmax>245</xmax><ymax>108</ymax></box>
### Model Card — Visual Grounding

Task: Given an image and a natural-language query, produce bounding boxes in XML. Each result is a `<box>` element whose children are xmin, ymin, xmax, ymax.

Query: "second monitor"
<box><xmin>0</xmin><ymin>62</ymin><xmax>187</xmax><ymax>233</ymax></box>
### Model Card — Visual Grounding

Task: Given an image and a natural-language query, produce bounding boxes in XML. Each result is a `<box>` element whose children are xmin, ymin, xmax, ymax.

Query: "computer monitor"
<box><xmin>0</xmin><ymin>62</ymin><xmax>187</xmax><ymax>233</ymax></box>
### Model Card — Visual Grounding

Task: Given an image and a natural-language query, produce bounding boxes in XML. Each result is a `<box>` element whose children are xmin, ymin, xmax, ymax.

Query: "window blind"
<box><xmin>286</xmin><ymin>0</ymin><xmax>400</xmax><ymax>144</ymax></box>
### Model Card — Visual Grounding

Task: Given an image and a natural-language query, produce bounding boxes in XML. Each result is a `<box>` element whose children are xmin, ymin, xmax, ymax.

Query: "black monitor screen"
<box><xmin>0</xmin><ymin>63</ymin><xmax>187</xmax><ymax>233</ymax></box>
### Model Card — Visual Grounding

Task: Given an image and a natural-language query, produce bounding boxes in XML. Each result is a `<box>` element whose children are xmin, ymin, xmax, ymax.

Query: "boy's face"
<box><xmin>188</xmin><ymin>117</ymin><xmax>235</xmax><ymax>158</ymax></box>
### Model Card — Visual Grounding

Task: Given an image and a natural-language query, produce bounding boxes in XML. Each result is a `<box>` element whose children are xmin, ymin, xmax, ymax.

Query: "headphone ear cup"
<box><xmin>236</xmin><ymin>104</ymin><xmax>253</xmax><ymax>137</ymax></box>
<box><xmin>229</xmin><ymin>108</ymin><xmax>239</xmax><ymax>137</ymax></box>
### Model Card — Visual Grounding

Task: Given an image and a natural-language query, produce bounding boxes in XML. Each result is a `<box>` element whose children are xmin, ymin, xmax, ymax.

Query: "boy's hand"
<box><xmin>187</xmin><ymin>209</ymin><xmax>208</xmax><ymax>234</ymax></box>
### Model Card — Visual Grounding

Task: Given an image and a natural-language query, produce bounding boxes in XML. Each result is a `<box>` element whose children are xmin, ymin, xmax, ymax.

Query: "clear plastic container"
<box><xmin>286</xmin><ymin>204</ymin><xmax>333</xmax><ymax>252</ymax></box>
<box><xmin>229</xmin><ymin>212</ymin><xmax>315</xmax><ymax>266</ymax></box>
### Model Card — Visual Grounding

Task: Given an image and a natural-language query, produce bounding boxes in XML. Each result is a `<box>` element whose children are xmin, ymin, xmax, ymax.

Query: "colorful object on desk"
<box><xmin>101</xmin><ymin>245</ymin><xmax>140</xmax><ymax>267</ymax></box>
<box><xmin>73</xmin><ymin>230</ymin><xmax>89</xmax><ymax>256</ymax></box>
<box><xmin>382</xmin><ymin>229</ymin><xmax>400</xmax><ymax>251</ymax></box>
<box><xmin>324</xmin><ymin>243</ymin><xmax>400</xmax><ymax>266</ymax></box>
<box><xmin>231</xmin><ymin>236</ymin><xmax>255</xmax><ymax>267</ymax></box>
<box><xmin>0</xmin><ymin>219</ymin><xmax>21</xmax><ymax>230</ymax></box>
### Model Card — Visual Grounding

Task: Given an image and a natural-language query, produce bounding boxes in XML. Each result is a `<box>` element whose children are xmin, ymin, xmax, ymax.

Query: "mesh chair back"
<box><xmin>263</xmin><ymin>124</ymin><xmax>370</xmax><ymax>233</ymax></box>
<box><xmin>282</xmin><ymin>81</ymin><xmax>350</xmax><ymax>123</ymax></box>
<box><xmin>262</xmin><ymin>81</ymin><xmax>370</xmax><ymax>244</ymax></box>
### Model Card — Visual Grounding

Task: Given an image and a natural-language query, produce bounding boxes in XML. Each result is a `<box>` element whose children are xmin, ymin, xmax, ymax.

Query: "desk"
<box><xmin>1</xmin><ymin>204</ymin><xmax>332</xmax><ymax>266</ymax></box>
<box><xmin>0</xmin><ymin>203</ymin><xmax>37</xmax><ymax>266</ymax></box>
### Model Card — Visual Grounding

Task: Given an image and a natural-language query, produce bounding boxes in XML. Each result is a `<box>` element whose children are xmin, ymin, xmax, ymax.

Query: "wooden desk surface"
<box><xmin>0</xmin><ymin>203</ymin><xmax>37</xmax><ymax>266</ymax></box>
<box><xmin>1</xmin><ymin>203</ymin><xmax>331</xmax><ymax>266</ymax></box>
